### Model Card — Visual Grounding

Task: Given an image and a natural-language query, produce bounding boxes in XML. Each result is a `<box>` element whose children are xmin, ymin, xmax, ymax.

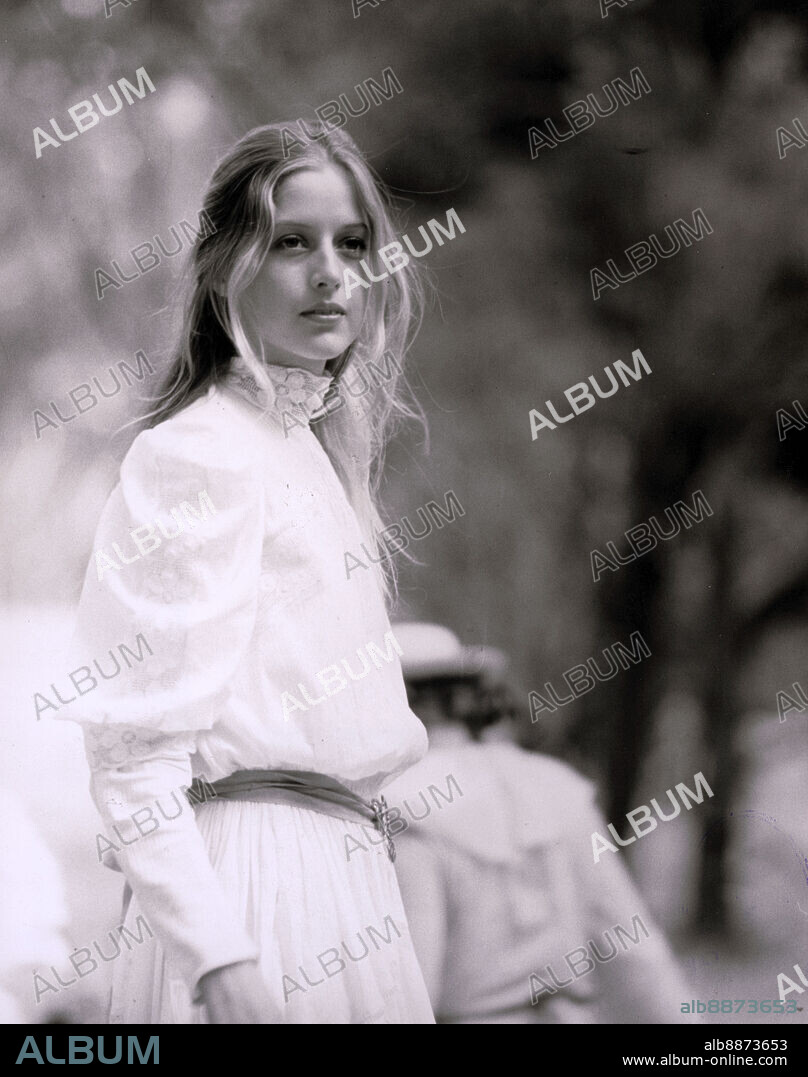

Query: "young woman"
<box><xmin>56</xmin><ymin>123</ymin><xmax>435</xmax><ymax>1024</ymax></box>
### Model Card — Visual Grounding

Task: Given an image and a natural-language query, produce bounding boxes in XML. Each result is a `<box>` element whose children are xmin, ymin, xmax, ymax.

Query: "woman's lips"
<box><xmin>300</xmin><ymin>311</ymin><xmax>345</xmax><ymax>325</ymax></box>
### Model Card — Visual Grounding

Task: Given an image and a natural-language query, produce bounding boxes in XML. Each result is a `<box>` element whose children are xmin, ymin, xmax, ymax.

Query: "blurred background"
<box><xmin>1</xmin><ymin>0</ymin><xmax>807</xmax><ymax>1023</ymax></box>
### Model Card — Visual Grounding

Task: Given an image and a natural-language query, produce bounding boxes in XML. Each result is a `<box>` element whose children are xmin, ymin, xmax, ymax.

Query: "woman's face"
<box><xmin>240</xmin><ymin>164</ymin><xmax>371</xmax><ymax>374</ymax></box>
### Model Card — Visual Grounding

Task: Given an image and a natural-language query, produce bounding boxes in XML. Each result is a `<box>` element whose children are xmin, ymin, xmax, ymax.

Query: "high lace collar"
<box><xmin>223</xmin><ymin>356</ymin><xmax>335</xmax><ymax>424</ymax></box>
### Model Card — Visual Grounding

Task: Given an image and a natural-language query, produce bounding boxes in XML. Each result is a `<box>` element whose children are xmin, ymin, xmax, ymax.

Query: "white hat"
<box><xmin>392</xmin><ymin>621</ymin><xmax>508</xmax><ymax>681</ymax></box>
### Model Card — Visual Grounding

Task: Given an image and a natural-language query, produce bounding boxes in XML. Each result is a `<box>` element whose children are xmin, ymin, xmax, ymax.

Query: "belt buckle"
<box><xmin>369</xmin><ymin>795</ymin><xmax>396</xmax><ymax>863</ymax></box>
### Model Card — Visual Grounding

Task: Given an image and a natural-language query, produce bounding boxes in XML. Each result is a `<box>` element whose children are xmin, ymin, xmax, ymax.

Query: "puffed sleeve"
<box><xmin>53</xmin><ymin>398</ymin><xmax>264</xmax><ymax>996</ymax></box>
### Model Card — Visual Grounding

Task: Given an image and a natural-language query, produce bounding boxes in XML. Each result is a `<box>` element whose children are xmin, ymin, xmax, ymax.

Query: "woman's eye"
<box><xmin>273</xmin><ymin>234</ymin><xmax>366</xmax><ymax>255</ymax></box>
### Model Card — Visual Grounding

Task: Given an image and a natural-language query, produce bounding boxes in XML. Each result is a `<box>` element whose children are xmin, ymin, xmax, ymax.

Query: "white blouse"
<box><xmin>54</xmin><ymin>358</ymin><xmax>428</xmax><ymax>994</ymax></box>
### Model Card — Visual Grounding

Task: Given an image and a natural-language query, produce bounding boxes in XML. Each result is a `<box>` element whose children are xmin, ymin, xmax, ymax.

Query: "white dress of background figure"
<box><xmin>385</xmin><ymin>722</ymin><xmax>700</xmax><ymax>1024</ymax></box>
<box><xmin>0</xmin><ymin>789</ymin><xmax>70</xmax><ymax>1023</ymax></box>
<box><xmin>51</xmin><ymin>359</ymin><xmax>433</xmax><ymax>1024</ymax></box>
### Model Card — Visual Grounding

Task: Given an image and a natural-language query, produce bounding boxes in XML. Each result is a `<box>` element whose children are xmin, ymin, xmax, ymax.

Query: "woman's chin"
<box><xmin>292</xmin><ymin>340</ymin><xmax>352</xmax><ymax>369</ymax></box>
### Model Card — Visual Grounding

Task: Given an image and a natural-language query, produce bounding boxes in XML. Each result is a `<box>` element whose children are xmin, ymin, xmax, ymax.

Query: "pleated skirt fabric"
<box><xmin>108</xmin><ymin>798</ymin><xmax>435</xmax><ymax>1024</ymax></box>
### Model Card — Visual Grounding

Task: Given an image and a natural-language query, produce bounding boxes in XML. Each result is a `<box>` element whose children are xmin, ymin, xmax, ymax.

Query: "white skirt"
<box><xmin>108</xmin><ymin>799</ymin><xmax>435</xmax><ymax>1024</ymax></box>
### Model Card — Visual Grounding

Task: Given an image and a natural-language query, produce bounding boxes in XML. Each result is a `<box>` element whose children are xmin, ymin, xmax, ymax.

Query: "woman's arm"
<box><xmin>199</xmin><ymin>963</ymin><xmax>275</xmax><ymax>1023</ymax></box>
<box><xmin>58</xmin><ymin>405</ymin><xmax>271</xmax><ymax>1012</ymax></box>
<box><xmin>86</xmin><ymin>723</ymin><xmax>261</xmax><ymax>1003</ymax></box>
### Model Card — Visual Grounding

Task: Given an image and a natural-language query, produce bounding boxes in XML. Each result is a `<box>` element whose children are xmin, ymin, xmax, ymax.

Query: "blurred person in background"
<box><xmin>0</xmin><ymin>788</ymin><xmax>73</xmax><ymax>1024</ymax></box>
<box><xmin>383</xmin><ymin>622</ymin><xmax>699</xmax><ymax>1024</ymax></box>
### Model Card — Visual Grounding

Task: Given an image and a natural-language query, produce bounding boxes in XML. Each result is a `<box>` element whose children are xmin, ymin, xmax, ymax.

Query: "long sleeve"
<box><xmin>86</xmin><ymin>726</ymin><xmax>259</xmax><ymax>995</ymax></box>
<box><xmin>570</xmin><ymin>795</ymin><xmax>700</xmax><ymax>1024</ymax></box>
<box><xmin>55</xmin><ymin>398</ymin><xmax>265</xmax><ymax>995</ymax></box>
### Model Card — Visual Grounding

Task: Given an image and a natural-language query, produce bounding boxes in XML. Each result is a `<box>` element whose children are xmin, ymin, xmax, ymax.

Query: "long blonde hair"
<box><xmin>140</xmin><ymin>122</ymin><xmax>427</xmax><ymax>601</ymax></box>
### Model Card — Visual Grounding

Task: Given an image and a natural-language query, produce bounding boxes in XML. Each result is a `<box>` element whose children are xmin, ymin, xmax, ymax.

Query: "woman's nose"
<box><xmin>310</xmin><ymin>245</ymin><xmax>341</xmax><ymax>289</ymax></box>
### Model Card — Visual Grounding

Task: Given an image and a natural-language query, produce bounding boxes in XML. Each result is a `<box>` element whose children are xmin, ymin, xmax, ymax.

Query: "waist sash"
<box><xmin>188</xmin><ymin>768</ymin><xmax>397</xmax><ymax>861</ymax></box>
